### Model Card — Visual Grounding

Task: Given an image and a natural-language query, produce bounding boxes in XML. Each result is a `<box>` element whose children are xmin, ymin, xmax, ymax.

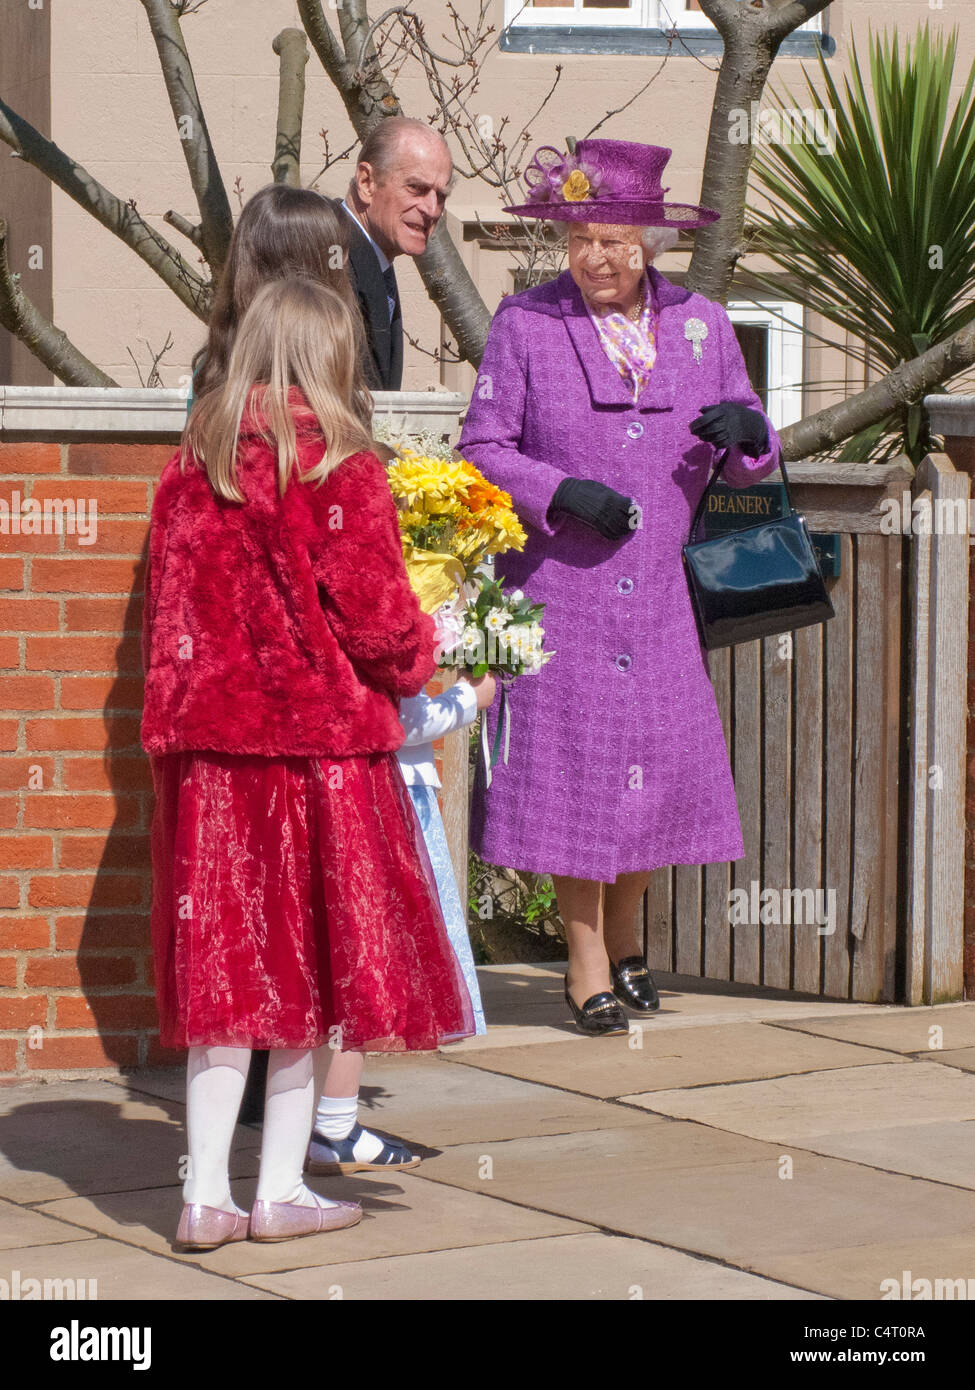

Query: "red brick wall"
<box><xmin>0</xmin><ymin>437</ymin><xmax>449</xmax><ymax>1080</ymax></box>
<box><xmin>1</xmin><ymin>439</ymin><xmax>173</xmax><ymax>1080</ymax></box>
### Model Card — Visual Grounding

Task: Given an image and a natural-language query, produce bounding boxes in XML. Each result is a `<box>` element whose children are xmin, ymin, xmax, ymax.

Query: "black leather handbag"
<box><xmin>681</xmin><ymin>450</ymin><xmax>835</xmax><ymax>651</ymax></box>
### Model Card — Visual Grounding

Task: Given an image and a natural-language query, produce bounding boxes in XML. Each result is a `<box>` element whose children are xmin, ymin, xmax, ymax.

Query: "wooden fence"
<box><xmin>441</xmin><ymin>454</ymin><xmax>968</xmax><ymax>1004</ymax></box>
<box><xmin>631</xmin><ymin>455</ymin><xmax>968</xmax><ymax>1003</ymax></box>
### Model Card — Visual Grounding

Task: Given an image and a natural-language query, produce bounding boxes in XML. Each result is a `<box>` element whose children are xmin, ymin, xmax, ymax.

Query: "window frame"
<box><xmin>725</xmin><ymin>299</ymin><xmax>805</xmax><ymax>432</ymax></box>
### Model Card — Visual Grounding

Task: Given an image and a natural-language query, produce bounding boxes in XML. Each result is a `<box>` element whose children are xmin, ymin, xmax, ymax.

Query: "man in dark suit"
<box><xmin>333</xmin><ymin>117</ymin><xmax>453</xmax><ymax>390</ymax></box>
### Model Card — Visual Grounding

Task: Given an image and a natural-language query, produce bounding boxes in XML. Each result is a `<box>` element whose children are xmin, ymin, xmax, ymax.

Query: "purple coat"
<box><xmin>459</xmin><ymin>266</ymin><xmax>781</xmax><ymax>883</ymax></box>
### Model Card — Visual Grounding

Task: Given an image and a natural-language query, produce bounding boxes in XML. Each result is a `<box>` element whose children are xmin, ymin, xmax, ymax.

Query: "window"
<box><xmin>726</xmin><ymin>300</ymin><xmax>805</xmax><ymax>431</ymax></box>
<box><xmin>506</xmin><ymin>0</ymin><xmax>822</xmax><ymax>31</ymax></box>
<box><xmin>502</xmin><ymin>1</ymin><xmax>826</xmax><ymax>51</ymax></box>
<box><xmin>506</xmin><ymin>0</ymin><xmax>646</xmax><ymax>28</ymax></box>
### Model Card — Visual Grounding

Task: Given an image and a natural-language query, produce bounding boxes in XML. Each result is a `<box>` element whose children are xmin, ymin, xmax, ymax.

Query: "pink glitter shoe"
<box><xmin>176</xmin><ymin>1203</ymin><xmax>250</xmax><ymax>1250</ymax></box>
<box><xmin>249</xmin><ymin>1196</ymin><xmax>362</xmax><ymax>1243</ymax></box>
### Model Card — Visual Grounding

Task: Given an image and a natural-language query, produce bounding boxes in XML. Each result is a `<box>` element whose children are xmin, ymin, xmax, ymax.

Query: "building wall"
<box><xmin>0</xmin><ymin>0</ymin><xmax>53</xmax><ymax>386</ymax></box>
<box><xmin>2</xmin><ymin>0</ymin><xmax>963</xmax><ymax>405</ymax></box>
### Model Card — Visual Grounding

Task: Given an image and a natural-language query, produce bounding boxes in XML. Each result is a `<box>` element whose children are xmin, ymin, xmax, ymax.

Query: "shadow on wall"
<box><xmin>70</xmin><ymin>532</ymin><xmax>180</xmax><ymax>1073</ymax></box>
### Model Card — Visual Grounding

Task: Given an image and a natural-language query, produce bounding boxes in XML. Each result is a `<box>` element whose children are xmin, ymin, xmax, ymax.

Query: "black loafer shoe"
<box><xmin>610</xmin><ymin>956</ymin><xmax>660</xmax><ymax>1013</ymax></box>
<box><xmin>564</xmin><ymin>983</ymin><xmax>629</xmax><ymax>1036</ymax></box>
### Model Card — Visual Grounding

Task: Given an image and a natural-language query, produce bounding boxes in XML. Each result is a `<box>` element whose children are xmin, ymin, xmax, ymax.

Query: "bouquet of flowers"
<box><xmin>384</xmin><ymin>443</ymin><xmax>527</xmax><ymax>609</ymax></box>
<box><xmin>379</xmin><ymin>429</ymin><xmax>554</xmax><ymax>782</ymax></box>
<box><xmin>455</xmin><ymin>576</ymin><xmax>548</xmax><ymax>679</ymax></box>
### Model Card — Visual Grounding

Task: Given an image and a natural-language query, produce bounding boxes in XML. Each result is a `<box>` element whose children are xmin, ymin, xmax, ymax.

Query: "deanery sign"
<box><xmin>704</xmin><ymin>479</ymin><xmax>841</xmax><ymax>578</ymax></box>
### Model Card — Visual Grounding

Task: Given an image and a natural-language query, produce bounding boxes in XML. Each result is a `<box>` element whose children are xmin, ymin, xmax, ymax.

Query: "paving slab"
<box><xmin>241</xmin><ymin>1231</ymin><xmax>827</xmax><ymax>1301</ymax></box>
<box><xmin>0</xmin><ymin>1085</ymin><xmax>259</xmax><ymax>1202</ymax></box>
<box><xmin>0</xmin><ymin>1237</ymin><xmax>276</xmax><ymax>1300</ymax></box>
<box><xmin>460</xmin><ymin>965</ymin><xmax>882</xmax><ymax>1050</ymax></box>
<box><xmin>623</xmin><ymin>1062</ymin><xmax>975</xmax><ymax>1140</ymax></box>
<box><xmin>929</xmin><ymin>1048</ymin><xmax>975</xmax><ymax>1073</ymax></box>
<box><xmin>445</xmin><ymin>1025</ymin><xmax>904</xmax><ymax>1099</ymax></box>
<box><xmin>104</xmin><ymin>1069</ymin><xmax>188</xmax><ymax>1105</ymax></box>
<box><xmin>416</xmin><ymin>1128</ymin><xmax>975</xmax><ymax>1290</ymax></box>
<box><xmin>0</xmin><ymin>1079</ymin><xmax>127</xmax><ymax>1115</ymax></box>
<box><xmin>349</xmin><ymin>1056</ymin><xmax>653</xmax><ymax>1147</ymax></box>
<box><xmin>757</xmin><ymin>1234</ymin><xmax>975</xmax><ymax>1302</ymax></box>
<box><xmin>767</xmin><ymin>1004</ymin><xmax>975</xmax><ymax>1055</ymax></box>
<box><xmin>779</xmin><ymin>1120</ymin><xmax>975</xmax><ymax>1190</ymax></box>
<box><xmin>0</xmin><ymin>1196</ymin><xmax>98</xmax><ymax>1252</ymax></box>
<box><xmin>37</xmin><ymin>1170</ymin><xmax>591</xmax><ymax>1277</ymax></box>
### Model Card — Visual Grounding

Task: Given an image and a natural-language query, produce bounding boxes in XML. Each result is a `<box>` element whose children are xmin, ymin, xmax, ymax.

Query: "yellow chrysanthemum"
<box><xmin>386</xmin><ymin>447</ymin><xmax>527</xmax><ymax>595</ymax></box>
<box><xmin>562</xmin><ymin>169</ymin><xmax>591</xmax><ymax>202</ymax></box>
<box><xmin>386</xmin><ymin>454</ymin><xmax>474</xmax><ymax>508</ymax></box>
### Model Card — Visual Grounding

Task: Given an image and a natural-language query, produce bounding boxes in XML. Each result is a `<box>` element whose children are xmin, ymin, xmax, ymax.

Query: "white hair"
<box><xmin>552</xmin><ymin>222</ymin><xmax>680</xmax><ymax>258</ymax></box>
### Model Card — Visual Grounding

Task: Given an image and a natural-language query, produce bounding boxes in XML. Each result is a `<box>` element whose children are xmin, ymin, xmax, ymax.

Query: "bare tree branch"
<box><xmin>163</xmin><ymin>209</ymin><xmax>203</xmax><ymax>249</ymax></box>
<box><xmin>687</xmin><ymin>0</ymin><xmax>834</xmax><ymax>302</ymax></box>
<box><xmin>298</xmin><ymin>0</ymin><xmax>402</xmax><ymax>133</ymax></box>
<box><xmin>0</xmin><ymin>217</ymin><xmax>117</xmax><ymax>386</ymax></box>
<box><xmin>0</xmin><ymin>96</ymin><xmax>211</xmax><ymax>320</ymax></box>
<box><xmin>765</xmin><ymin>0</ymin><xmax>833</xmax><ymax>42</ymax></box>
<box><xmin>272</xmin><ymin>28</ymin><xmax>309</xmax><ymax>186</ymax></box>
<box><xmin>139</xmin><ymin>0</ymin><xmax>234</xmax><ymax>275</ymax></box>
<box><xmin>127</xmin><ymin>331</ymin><xmax>175</xmax><ymax>389</ymax></box>
<box><xmin>780</xmin><ymin>318</ymin><xmax>975</xmax><ymax>460</ymax></box>
<box><xmin>307</xmin><ymin>130</ymin><xmax>360</xmax><ymax>189</ymax></box>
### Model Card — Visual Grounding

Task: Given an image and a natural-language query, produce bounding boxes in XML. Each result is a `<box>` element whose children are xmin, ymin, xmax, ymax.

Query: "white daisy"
<box><xmin>484</xmin><ymin>607</ymin><xmax>511</xmax><ymax>633</ymax></box>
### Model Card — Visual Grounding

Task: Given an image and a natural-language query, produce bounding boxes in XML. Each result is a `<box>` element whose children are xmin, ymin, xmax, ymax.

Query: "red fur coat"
<box><xmin>140</xmin><ymin>396</ymin><xmax>436</xmax><ymax>758</ymax></box>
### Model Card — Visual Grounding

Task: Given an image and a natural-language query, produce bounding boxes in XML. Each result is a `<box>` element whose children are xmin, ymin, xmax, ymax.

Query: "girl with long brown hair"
<box><xmin>186</xmin><ymin>183</ymin><xmax>436</xmax><ymax>1174</ymax></box>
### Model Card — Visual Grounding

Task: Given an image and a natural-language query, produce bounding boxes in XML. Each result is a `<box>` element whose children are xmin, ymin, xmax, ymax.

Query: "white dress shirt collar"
<box><xmin>341</xmin><ymin>199</ymin><xmax>391</xmax><ymax>273</ymax></box>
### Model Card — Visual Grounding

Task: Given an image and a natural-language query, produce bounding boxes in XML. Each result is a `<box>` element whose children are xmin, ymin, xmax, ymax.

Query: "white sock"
<box><xmin>314</xmin><ymin>1094</ymin><xmax>357</xmax><ymax>1139</ymax></box>
<box><xmin>257</xmin><ymin>1047</ymin><xmax>339</xmax><ymax>1207</ymax></box>
<box><xmin>184</xmin><ymin>1045</ymin><xmax>250</xmax><ymax>1215</ymax></box>
<box><xmin>314</xmin><ymin>1094</ymin><xmax>385</xmax><ymax>1163</ymax></box>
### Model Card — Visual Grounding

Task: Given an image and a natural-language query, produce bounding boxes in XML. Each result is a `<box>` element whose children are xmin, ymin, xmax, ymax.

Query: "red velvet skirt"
<box><xmin>148</xmin><ymin>750</ymin><xmax>475</xmax><ymax>1052</ymax></box>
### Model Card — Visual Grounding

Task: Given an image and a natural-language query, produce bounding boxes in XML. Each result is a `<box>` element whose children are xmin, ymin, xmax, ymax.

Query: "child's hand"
<box><xmin>465</xmin><ymin>671</ymin><xmax>497</xmax><ymax>709</ymax></box>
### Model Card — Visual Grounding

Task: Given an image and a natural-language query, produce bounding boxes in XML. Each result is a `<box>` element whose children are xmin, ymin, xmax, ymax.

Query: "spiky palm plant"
<box><xmin>741</xmin><ymin>25</ymin><xmax>975</xmax><ymax>462</ymax></box>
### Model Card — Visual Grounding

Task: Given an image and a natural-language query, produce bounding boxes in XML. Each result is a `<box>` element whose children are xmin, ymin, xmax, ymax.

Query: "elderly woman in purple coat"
<box><xmin>459</xmin><ymin>140</ymin><xmax>782</xmax><ymax>1036</ymax></box>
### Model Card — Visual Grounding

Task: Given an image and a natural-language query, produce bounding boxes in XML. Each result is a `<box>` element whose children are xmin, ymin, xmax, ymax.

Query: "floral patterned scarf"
<box><xmin>586</xmin><ymin>271</ymin><xmax>658</xmax><ymax>403</ymax></box>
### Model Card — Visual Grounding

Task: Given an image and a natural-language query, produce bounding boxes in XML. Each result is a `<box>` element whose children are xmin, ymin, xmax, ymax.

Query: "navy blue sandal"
<box><xmin>306</xmin><ymin>1122</ymin><xmax>421</xmax><ymax>1175</ymax></box>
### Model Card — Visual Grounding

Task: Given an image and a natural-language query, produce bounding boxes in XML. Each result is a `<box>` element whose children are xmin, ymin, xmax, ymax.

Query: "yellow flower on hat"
<box><xmin>562</xmin><ymin>169</ymin><xmax>591</xmax><ymax>202</ymax></box>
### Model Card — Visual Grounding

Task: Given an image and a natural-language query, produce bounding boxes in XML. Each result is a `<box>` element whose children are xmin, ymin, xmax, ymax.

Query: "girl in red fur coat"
<box><xmin>142</xmin><ymin>276</ymin><xmax>474</xmax><ymax>1249</ymax></box>
<box><xmin>189</xmin><ymin>183</ymin><xmax>446</xmax><ymax>1171</ymax></box>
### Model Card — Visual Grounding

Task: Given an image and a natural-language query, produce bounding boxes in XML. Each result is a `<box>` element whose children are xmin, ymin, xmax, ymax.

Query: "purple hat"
<box><xmin>504</xmin><ymin>139</ymin><xmax>719</xmax><ymax>229</ymax></box>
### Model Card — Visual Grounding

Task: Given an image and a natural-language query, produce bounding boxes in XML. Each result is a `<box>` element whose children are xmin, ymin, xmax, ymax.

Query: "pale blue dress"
<box><xmin>397</xmin><ymin>683</ymin><xmax>487</xmax><ymax>1034</ymax></box>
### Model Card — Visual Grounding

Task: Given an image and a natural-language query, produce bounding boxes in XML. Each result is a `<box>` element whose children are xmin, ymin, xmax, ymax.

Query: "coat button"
<box><xmin>616</xmin><ymin>577</ymin><xmax>634</xmax><ymax>596</ymax></box>
<box><xmin>626</xmin><ymin>421</ymin><xmax>644</xmax><ymax>439</ymax></box>
<box><xmin>615</xmin><ymin>653</ymin><xmax>632</xmax><ymax>672</ymax></box>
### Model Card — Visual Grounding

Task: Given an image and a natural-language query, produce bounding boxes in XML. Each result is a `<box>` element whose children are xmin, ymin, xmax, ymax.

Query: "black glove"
<box><xmin>689</xmin><ymin>401</ymin><xmax>769</xmax><ymax>459</ymax></box>
<box><xmin>550</xmin><ymin>477</ymin><xmax>635</xmax><ymax>541</ymax></box>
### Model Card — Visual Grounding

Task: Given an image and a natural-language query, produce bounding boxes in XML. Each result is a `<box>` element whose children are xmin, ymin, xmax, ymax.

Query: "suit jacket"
<box><xmin>141</xmin><ymin>388</ymin><xmax>434</xmax><ymax>758</ymax></box>
<box><xmin>332</xmin><ymin>200</ymin><xmax>404</xmax><ymax>391</ymax></box>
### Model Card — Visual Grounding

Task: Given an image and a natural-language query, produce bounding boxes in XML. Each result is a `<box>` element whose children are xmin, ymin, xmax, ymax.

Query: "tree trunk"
<box><xmin>272</xmin><ymin>29</ymin><xmax>309</xmax><ymax>186</ymax></box>
<box><xmin>0</xmin><ymin>218</ymin><xmax>118</xmax><ymax>387</ymax></box>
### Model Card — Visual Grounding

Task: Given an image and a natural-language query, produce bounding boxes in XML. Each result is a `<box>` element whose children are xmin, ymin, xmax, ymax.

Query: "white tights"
<box><xmin>184</xmin><ymin>1044</ymin><xmax>339</xmax><ymax>1213</ymax></box>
